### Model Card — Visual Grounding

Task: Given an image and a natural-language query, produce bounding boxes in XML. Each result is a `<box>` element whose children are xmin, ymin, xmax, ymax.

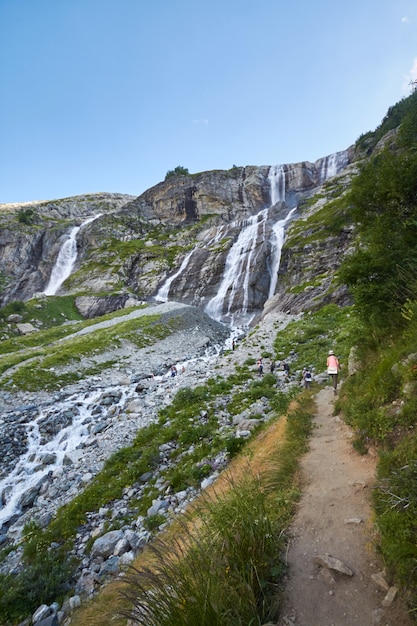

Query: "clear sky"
<box><xmin>1</xmin><ymin>0</ymin><xmax>416</xmax><ymax>205</ymax></box>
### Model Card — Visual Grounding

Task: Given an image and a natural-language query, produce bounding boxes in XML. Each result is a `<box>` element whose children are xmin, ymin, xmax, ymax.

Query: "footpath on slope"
<box><xmin>278</xmin><ymin>386</ymin><xmax>413</xmax><ymax>626</ymax></box>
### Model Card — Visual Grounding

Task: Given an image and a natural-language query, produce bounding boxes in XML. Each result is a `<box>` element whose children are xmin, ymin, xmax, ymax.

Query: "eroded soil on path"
<box><xmin>278</xmin><ymin>386</ymin><xmax>413</xmax><ymax>626</ymax></box>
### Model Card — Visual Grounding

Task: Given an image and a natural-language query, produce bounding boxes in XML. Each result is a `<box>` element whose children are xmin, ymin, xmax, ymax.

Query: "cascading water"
<box><xmin>0</xmin><ymin>389</ymin><xmax>104</xmax><ymax>528</ymax></box>
<box><xmin>204</xmin><ymin>209</ymin><xmax>269</xmax><ymax>327</ymax></box>
<box><xmin>269</xmin><ymin>164</ymin><xmax>285</xmax><ymax>206</ymax></box>
<box><xmin>154</xmin><ymin>224</ymin><xmax>228</xmax><ymax>302</ymax></box>
<box><xmin>268</xmin><ymin>164</ymin><xmax>292</xmax><ymax>299</ymax></box>
<box><xmin>155</xmin><ymin>249</ymin><xmax>195</xmax><ymax>302</ymax></box>
<box><xmin>268</xmin><ymin>207</ymin><xmax>297</xmax><ymax>299</ymax></box>
<box><xmin>43</xmin><ymin>214</ymin><xmax>102</xmax><ymax>296</ymax></box>
<box><xmin>204</xmin><ymin>164</ymin><xmax>296</xmax><ymax>327</ymax></box>
<box><xmin>0</xmin><ymin>343</ymin><xmax>224</xmax><ymax>530</ymax></box>
<box><xmin>318</xmin><ymin>149</ymin><xmax>350</xmax><ymax>184</ymax></box>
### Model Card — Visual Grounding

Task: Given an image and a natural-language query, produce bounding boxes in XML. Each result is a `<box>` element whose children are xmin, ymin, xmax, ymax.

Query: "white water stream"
<box><xmin>0</xmin><ymin>389</ymin><xmax>104</xmax><ymax>527</ymax></box>
<box><xmin>43</xmin><ymin>214</ymin><xmax>102</xmax><ymax>296</ymax></box>
<box><xmin>155</xmin><ymin>249</ymin><xmax>195</xmax><ymax>302</ymax></box>
<box><xmin>0</xmin><ymin>345</ymin><xmax>223</xmax><ymax>529</ymax></box>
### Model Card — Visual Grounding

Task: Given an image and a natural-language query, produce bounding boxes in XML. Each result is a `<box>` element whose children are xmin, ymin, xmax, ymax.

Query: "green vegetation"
<box><xmin>165</xmin><ymin>166</ymin><xmax>190</xmax><ymax>180</ymax></box>
<box><xmin>3</xmin><ymin>90</ymin><xmax>417</xmax><ymax>623</ymax></box>
<box><xmin>0</xmin><ymin>356</ymin><xmax>296</xmax><ymax>624</ymax></box>
<box><xmin>273</xmin><ymin>303</ymin><xmax>358</xmax><ymax>376</ymax></box>
<box><xmin>336</xmin><ymin>89</ymin><xmax>417</xmax><ymax>612</ymax></box>
<box><xmin>17</xmin><ymin>208</ymin><xmax>35</xmax><ymax>225</ymax></box>
<box><xmin>0</xmin><ymin>312</ymin><xmax>179</xmax><ymax>391</ymax></box>
<box><xmin>120</xmin><ymin>399</ymin><xmax>312</xmax><ymax>626</ymax></box>
<box><xmin>0</xmin><ymin>295</ymin><xmax>83</xmax><ymax>338</ymax></box>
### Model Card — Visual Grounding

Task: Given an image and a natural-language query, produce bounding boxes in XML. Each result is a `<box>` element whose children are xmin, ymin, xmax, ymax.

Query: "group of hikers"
<box><xmin>256</xmin><ymin>358</ymin><xmax>290</xmax><ymax>378</ymax></box>
<box><xmin>254</xmin><ymin>349</ymin><xmax>341</xmax><ymax>393</ymax></box>
<box><xmin>166</xmin><ymin>340</ymin><xmax>341</xmax><ymax>390</ymax></box>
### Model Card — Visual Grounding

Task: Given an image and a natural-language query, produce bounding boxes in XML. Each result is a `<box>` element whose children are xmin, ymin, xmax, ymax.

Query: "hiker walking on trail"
<box><xmin>327</xmin><ymin>350</ymin><xmax>340</xmax><ymax>393</ymax></box>
<box><xmin>302</xmin><ymin>367</ymin><xmax>313</xmax><ymax>389</ymax></box>
<box><xmin>270</xmin><ymin>360</ymin><xmax>276</xmax><ymax>374</ymax></box>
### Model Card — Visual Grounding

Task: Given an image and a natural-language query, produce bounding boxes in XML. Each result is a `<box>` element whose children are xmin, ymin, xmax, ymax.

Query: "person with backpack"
<box><xmin>327</xmin><ymin>350</ymin><xmax>340</xmax><ymax>394</ymax></box>
<box><xmin>302</xmin><ymin>367</ymin><xmax>313</xmax><ymax>389</ymax></box>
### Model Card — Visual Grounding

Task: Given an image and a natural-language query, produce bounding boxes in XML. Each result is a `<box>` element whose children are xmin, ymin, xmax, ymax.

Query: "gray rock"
<box><xmin>32</xmin><ymin>604</ymin><xmax>51</xmax><ymax>623</ymax></box>
<box><xmin>34</xmin><ymin>615</ymin><xmax>58</xmax><ymax>626</ymax></box>
<box><xmin>382</xmin><ymin>586</ymin><xmax>398</xmax><ymax>608</ymax></box>
<box><xmin>7</xmin><ymin>314</ymin><xmax>23</xmax><ymax>323</ymax></box>
<box><xmin>313</xmin><ymin>554</ymin><xmax>354</xmax><ymax>576</ymax></box>
<box><xmin>91</xmin><ymin>530</ymin><xmax>124</xmax><ymax>558</ymax></box>
<box><xmin>16</xmin><ymin>323</ymin><xmax>37</xmax><ymax>335</ymax></box>
<box><xmin>147</xmin><ymin>499</ymin><xmax>169</xmax><ymax>517</ymax></box>
<box><xmin>98</xmin><ymin>555</ymin><xmax>120</xmax><ymax>579</ymax></box>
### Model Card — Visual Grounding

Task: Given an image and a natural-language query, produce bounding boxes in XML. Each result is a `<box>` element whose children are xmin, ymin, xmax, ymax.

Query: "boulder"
<box><xmin>91</xmin><ymin>530</ymin><xmax>124</xmax><ymax>558</ymax></box>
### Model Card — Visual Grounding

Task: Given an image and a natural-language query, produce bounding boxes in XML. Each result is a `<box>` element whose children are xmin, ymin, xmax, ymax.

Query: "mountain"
<box><xmin>0</xmin><ymin>151</ymin><xmax>354</xmax><ymax>325</ymax></box>
<box><xmin>1</xmin><ymin>90</ymin><xmax>417</xmax><ymax>625</ymax></box>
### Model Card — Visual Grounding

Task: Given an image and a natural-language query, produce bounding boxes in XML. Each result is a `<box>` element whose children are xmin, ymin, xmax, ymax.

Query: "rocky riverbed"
<box><xmin>0</xmin><ymin>305</ymin><xmax>303</xmax><ymax>626</ymax></box>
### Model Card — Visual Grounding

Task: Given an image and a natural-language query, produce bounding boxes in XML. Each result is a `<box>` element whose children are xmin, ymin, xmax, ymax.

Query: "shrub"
<box><xmin>165</xmin><ymin>166</ymin><xmax>190</xmax><ymax>180</ymax></box>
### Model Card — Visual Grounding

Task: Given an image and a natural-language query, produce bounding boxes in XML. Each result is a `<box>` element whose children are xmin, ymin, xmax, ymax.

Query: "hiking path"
<box><xmin>277</xmin><ymin>386</ymin><xmax>413</xmax><ymax>626</ymax></box>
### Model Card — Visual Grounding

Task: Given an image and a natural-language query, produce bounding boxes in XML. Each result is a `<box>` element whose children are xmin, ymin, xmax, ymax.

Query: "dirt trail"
<box><xmin>278</xmin><ymin>386</ymin><xmax>413</xmax><ymax>626</ymax></box>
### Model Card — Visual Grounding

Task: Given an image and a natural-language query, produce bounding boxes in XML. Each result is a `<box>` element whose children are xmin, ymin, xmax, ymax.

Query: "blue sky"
<box><xmin>1</xmin><ymin>0</ymin><xmax>416</xmax><ymax>205</ymax></box>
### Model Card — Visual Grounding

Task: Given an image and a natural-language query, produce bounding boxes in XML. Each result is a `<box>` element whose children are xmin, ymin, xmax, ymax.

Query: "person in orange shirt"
<box><xmin>327</xmin><ymin>350</ymin><xmax>340</xmax><ymax>394</ymax></box>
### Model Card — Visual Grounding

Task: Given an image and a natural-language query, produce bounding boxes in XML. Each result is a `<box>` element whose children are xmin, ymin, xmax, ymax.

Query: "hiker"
<box><xmin>257</xmin><ymin>358</ymin><xmax>263</xmax><ymax>376</ymax></box>
<box><xmin>270</xmin><ymin>360</ymin><xmax>276</xmax><ymax>374</ymax></box>
<box><xmin>171</xmin><ymin>364</ymin><xmax>177</xmax><ymax>377</ymax></box>
<box><xmin>327</xmin><ymin>350</ymin><xmax>340</xmax><ymax>393</ymax></box>
<box><xmin>302</xmin><ymin>367</ymin><xmax>313</xmax><ymax>389</ymax></box>
<box><xmin>232</xmin><ymin>338</ymin><xmax>236</xmax><ymax>351</ymax></box>
<box><xmin>282</xmin><ymin>361</ymin><xmax>290</xmax><ymax>377</ymax></box>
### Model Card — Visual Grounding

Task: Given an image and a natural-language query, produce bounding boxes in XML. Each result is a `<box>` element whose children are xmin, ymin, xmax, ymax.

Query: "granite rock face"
<box><xmin>0</xmin><ymin>153</ymin><xmax>354</xmax><ymax>319</ymax></box>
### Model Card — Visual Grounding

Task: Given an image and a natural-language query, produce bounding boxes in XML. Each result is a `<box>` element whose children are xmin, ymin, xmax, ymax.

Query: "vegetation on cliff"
<box><xmin>337</xmin><ymin>88</ymin><xmax>417</xmax><ymax>613</ymax></box>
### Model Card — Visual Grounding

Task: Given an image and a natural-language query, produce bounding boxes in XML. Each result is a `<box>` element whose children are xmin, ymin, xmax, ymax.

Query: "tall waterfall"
<box><xmin>204</xmin><ymin>165</ymin><xmax>295</xmax><ymax>327</ymax></box>
<box><xmin>204</xmin><ymin>210</ymin><xmax>269</xmax><ymax>327</ymax></box>
<box><xmin>268</xmin><ymin>207</ymin><xmax>297</xmax><ymax>299</ymax></box>
<box><xmin>43</xmin><ymin>214</ymin><xmax>101</xmax><ymax>296</ymax></box>
<box><xmin>269</xmin><ymin>164</ymin><xmax>285</xmax><ymax>206</ymax></box>
<box><xmin>318</xmin><ymin>149</ymin><xmax>350</xmax><ymax>184</ymax></box>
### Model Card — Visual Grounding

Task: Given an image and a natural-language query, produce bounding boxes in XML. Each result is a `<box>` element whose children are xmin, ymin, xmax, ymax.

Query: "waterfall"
<box><xmin>318</xmin><ymin>149</ymin><xmax>350</xmax><ymax>184</ymax></box>
<box><xmin>268</xmin><ymin>207</ymin><xmax>297</xmax><ymax>299</ymax></box>
<box><xmin>155</xmin><ymin>249</ymin><xmax>195</xmax><ymax>302</ymax></box>
<box><xmin>43</xmin><ymin>214</ymin><xmax>102</xmax><ymax>296</ymax></box>
<box><xmin>0</xmin><ymin>382</ymin><xmax>159</xmax><ymax>528</ymax></box>
<box><xmin>204</xmin><ymin>164</ymin><xmax>296</xmax><ymax>327</ymax></box>
<box><xmin>204</xmin><ymin>209</ymin><xmax>269</xmax><ymax>327</ymax></box>
<box><xmin>269</xmin><ymin>164</ymin><xmax>285</xmax><ymax>205</ymax></box>
<box><xmin>155</xmin><ymin>225</ymin><xmax>229</xmax><ymax>302</ymax></box>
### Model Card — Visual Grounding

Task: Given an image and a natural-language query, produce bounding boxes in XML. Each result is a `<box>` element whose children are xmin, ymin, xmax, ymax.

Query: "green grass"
<box><xmin>0</xmin><ymin>359</ymin><xmax>298</xmax><ymax>624</ymax></box>
<box><xmin>272</xmin><ymin>303</ymin><xmax>358</xmax><ymax>376</ymax></box>
<box><xmin>0</xmin><ymin>314</ymin><xmax>180</xmax><ymax>391</ymax></box>
<box><xmin>119</xmin><ymin>398</ymin><xmax>313</xmax><ymax>626</ymax></box>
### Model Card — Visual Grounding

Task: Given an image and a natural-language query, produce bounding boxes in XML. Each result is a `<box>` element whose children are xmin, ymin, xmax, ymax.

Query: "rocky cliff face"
<box><xmin>0</xmin><ymin>194</ymin><xmax>134</xmax><ymax>306</ymax></box>
<box><xmin>0</xmin><ymin>151</ymin><xmax>355</xmax><ymax>322</ymax></box>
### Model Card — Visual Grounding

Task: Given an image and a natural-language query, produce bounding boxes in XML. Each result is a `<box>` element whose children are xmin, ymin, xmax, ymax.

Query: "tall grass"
<box><xmin>119</xmin><ymin>401</ymin><xmax>312</xmax><ymax>625</ymax></box>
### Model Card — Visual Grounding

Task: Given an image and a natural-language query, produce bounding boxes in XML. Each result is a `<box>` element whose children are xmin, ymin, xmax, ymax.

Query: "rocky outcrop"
<box><xmin>74</xmin><ymin>294</ymin><xmax>141</xmax><ymax>318</ymax></box>
<box><xmin>0</xmin><ymin>194</ymin><xmax>134</xmax><ymax>307</ymax></box>
<box><xmin>0</xmin><ymin>152</ymin><xmax>355</xmax><ymax>318</ymax></box>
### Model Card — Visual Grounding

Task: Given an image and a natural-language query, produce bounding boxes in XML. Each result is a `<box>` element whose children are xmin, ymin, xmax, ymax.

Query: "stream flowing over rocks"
<box><xmin>0</xmin><ymin>303</ymin><xmax>304</xmax><ymax>625</ymax></box>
